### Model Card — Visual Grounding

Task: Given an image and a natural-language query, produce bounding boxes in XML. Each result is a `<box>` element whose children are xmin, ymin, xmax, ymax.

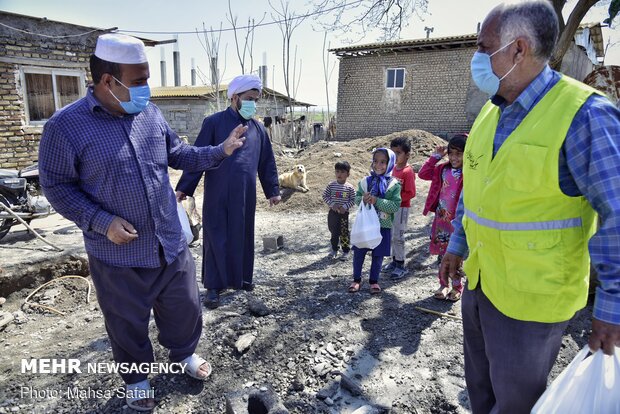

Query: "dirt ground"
<box><xmin>0</xmin><ymin>132</ymin><xmax>594</xmax><ymax>414</ymax></box>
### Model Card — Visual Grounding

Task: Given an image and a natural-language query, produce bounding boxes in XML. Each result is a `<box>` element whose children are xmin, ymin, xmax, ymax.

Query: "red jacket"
<box><xmin>392</xmin><ymin>165</ymin><xmax>416</xmax><ymax>207</ymax></box>
<box><xmin>418</xmin><ymin>155</ymin><xmax>462</xmax><ymax>216</ymax></box>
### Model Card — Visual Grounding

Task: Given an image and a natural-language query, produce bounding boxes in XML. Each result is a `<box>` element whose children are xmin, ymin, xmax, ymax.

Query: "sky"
<box><xmin>1</xmin><ymin>0</ymin><xmax>618</xmax><ymax>110</ymax></box>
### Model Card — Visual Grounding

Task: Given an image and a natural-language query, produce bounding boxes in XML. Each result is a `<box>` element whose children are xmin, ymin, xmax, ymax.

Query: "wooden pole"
<box><xmin>0</xmin><ymin>203</ymin><xmax>63</xmax><ymax>251</ymax></box>
<box><xmin>415</xmin><ymin>306</ymin><xmax>462</xmax><ymax>321</ymax></box>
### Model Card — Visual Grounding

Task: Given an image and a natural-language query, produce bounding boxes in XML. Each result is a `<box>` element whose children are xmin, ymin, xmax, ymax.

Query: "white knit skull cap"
<box><xmin>94</xmin><ymin>33</ymin><xmax>148</xmax><ymax>64</ymax></box>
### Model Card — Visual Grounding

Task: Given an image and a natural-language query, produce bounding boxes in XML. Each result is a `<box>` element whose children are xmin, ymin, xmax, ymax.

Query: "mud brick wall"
<box><xmin>0</xmin><ymin>61</ymin><xmax>46</xmax><ymax>169</ymax></box>
<box><xmin>335</xmin><ymin>47</ymin><xmax>486</xmax><ymax>141</ymax></box>
<box><xmin>0</xmin><ymin>12</ymin><xmax>100</xmax><ymax>169</ymax></box>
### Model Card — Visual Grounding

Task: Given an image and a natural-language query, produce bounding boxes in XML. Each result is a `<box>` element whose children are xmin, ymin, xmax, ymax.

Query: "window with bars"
<box><xmin>21</xmin><ymin>68</ymin><xmax>85</xmax><ymax>124</ymax></box>
<box><xmin>386</xmin><ymin>68</ymin><xmax>405</xmax><ymax>89</ymax></box>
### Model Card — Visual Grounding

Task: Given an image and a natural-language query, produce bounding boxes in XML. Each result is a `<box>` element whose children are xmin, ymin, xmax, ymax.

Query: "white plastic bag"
<box><xmin>350</xmin><ymin>202</ymin><xmax>382</xmax><ymax>249</ymax></box>
<box><xmin>532</xmin><ymin>345</ymin><xmax>620</xmax><ymax>414</ymax></box>
<box><xmin>176</xmin><ymin>201</ymin><xmax>193</xmax><ymax>244</ymax></box>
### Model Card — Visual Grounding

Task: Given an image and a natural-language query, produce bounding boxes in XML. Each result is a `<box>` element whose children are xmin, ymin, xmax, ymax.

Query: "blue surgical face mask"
<box><xmin>110</xmin><ymin>77</ymin><xmax>151</xmax><ymax>114</ymax></box>
<box><xmin>470</xmin><ymin>40</ymin><xmax>518</xmax><ymax>96</ymax></box>
<box><xmin>238</xmin><ymin>100</ymin><xmax>257</xmax><ymax>120</ymax></box>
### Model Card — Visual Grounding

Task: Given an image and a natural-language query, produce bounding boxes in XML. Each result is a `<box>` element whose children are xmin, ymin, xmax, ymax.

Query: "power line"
<box><xmin>0</xmin><ymin>0</ymin><xmax>364</xmax><ymax>43</ymax></box>
<box><xmin>117</xmin><ymin>0</ymin><xmax>365</xmax><ymax>35</ymax></box>
<box><xmin>0</xmin><ymin>21</ymin><xmax>109</xmax><ymax>38</ymax></box>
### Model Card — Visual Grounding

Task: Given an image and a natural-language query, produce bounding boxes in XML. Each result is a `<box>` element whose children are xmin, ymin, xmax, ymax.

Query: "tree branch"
<box><xmin>550</xmin><ymin>0</ymin><xmax>598</xmax><ymax>69</ymax></box>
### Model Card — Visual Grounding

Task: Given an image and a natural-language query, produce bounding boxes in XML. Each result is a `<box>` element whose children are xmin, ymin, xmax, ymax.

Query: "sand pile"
<box><xmin>267</xmin><ymin>129</ymin><xmax>446</xmax><ymax>212</ymax></box>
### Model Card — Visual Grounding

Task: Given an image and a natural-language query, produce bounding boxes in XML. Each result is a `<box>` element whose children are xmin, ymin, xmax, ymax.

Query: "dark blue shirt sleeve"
<box><xmin>561</xmin><ymin>94</ymin><xmax>620</xmax><ymax>325</ymax></box>
<box><xmin>39</xmin><ymin>116</ymin><xmax>115</xmax><ymax>235</ymax></box>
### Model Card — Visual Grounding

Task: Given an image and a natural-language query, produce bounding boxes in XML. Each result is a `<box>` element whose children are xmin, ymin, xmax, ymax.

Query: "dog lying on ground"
<box><xmin>278</xmin><ymin>164</ymin><xmax>309</xmax><ymax>192</ymax></box>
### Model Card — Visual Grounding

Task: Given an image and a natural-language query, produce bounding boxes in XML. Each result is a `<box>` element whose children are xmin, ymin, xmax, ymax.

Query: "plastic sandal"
<box><xmin>126</xmin><ymin>379</ymin><xmax>155</xmax><ymax>412</ymax></box>
<box><xmin>181</xmin><ymin>354</ymin><xmax>212</xmax><ymax>380</ymax></box>
<box><xmin>348</xmin><ymin>281</ymin><xmax>362</xmax><ymax>293</ymax></box>
<box><xmin>446</xmin><ymin>289</ymin><xmax>462</xmax><ymax>302</ymax></box>
<box><xmin>434</xmin><ymin>286</ymin><xmax>450</xmax><ymax>300</ymax></box>
<box><xmin>369</xmin><ymin>283</ymin><xmax>382</xmax><ymax>294</ymax></box>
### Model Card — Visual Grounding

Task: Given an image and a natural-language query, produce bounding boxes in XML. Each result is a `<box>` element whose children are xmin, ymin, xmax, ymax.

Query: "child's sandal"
<box><xmin>369</xmin><ymin>283</ymin><xmax>381</xmax><ymax>294</ymax></box>
<box><xmin>446</xmin><ymin>288</ymin><xmax>462</xmax><ymax>302</ymax></box>
<box><xmin>348</xmin><ymin>281</ymin><xmax>362</xmax><ymax>293</ymax></box>
<box><xmin>434</xmin><ymin>286</ymin><xmax>450</xmax><ymax>300</ymax></box>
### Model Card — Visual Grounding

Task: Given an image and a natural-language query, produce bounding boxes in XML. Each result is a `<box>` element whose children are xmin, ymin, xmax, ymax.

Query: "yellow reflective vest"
<box><xmin>462</xmin><ymin>76</ymin><xmax>599</xmax><ymax>323</ymax></box>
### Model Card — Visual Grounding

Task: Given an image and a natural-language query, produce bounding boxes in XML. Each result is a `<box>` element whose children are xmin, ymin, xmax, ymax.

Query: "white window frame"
<box><xmin>20</xmin><ymin>66</ymin><xmax>86</xmax><ymax>125</ymax></box>
<box><xmin>386</xmin><ymin>67</ymin><xmax>405</xmax><ymax>89</ymax></box>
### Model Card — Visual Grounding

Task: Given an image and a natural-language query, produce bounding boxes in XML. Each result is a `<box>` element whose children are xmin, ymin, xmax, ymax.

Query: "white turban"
<box><xmin>227</xmin><ymin>74</ymin><xmax>262</xmax><ymax>99</ymax></box>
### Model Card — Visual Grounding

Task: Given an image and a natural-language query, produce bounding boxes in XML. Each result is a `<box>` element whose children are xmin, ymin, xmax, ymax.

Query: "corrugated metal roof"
<box><xmin>330</xmin><ymin>34</ymin><xmax>478</xmax><ymax>56</ymax></box>
<box><xmin>151</xmin><ymin>85</ymin><xmax>215</xmax><ymax>98</ymax></box>
<box><xmin>330</xmin><ymin>22</ymin><xmax>606</xmax><ymax>58</ymax></box>
<box><xmin>151</xmin><ymin>85</ymin><xmax>315</xmax><ymax>107</ymax></box>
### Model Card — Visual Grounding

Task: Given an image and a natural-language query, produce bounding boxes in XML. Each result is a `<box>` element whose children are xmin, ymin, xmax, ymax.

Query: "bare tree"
<box><xmin>227</xmin><ymin>0</ymin><xmax>266</xmax><ymax>74</ymax></box>
<box><xmin>312</xmin><ymin>0</ymin><xmax>429</xmax><ymax>41</ymax></box>
<box><xmin>269</xmin><ymin>0</ymin><xmax>308</xmax><ymax>147</ymax></box>
<box><xmin>321</xmin><ymin>31</ymin><xmax>337</xmax><ymax>139</ymax></box>
<box><xmin>312</xmin><ymin>0</ymin><xmax>613</xmax><ymax>69</ymax></box>
<box><xmin>196</xmin><ymin>22</ymin><xmax>228</xmax><ymax>112</ymax></box>
<box><xmin>291</xmin><ymin>45</ymin><xmax>303</xmax><ymax>100</ymax></box>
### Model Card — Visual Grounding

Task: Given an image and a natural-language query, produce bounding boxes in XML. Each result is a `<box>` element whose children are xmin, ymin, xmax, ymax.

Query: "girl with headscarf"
<box><xmin>349</xmin><ymin>148</ymin><xmax>402</xmax><ymax>294</ymax></box>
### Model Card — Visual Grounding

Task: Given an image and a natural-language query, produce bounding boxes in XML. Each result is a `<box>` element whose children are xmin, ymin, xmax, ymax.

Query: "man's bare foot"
<box><xmin>195</xmin><ymin>362</ymin><xmax>211</xmax><ymax>379</ymax></box>
<box><xmin>181</xmin><ymin>354</ymin><xmax>212</xmax><ymax>380</ymax></box>
<box><xmin>130</xmin><ymin>398</ymin><xmax>156</xmax><ymax>410</ymax></box>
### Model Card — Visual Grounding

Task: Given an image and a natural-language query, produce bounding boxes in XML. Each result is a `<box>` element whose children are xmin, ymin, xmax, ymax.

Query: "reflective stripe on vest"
<box><xmin>464</xmin><ymin>208</ymin><xmax>582</xmax><ymax>231</ymax></box>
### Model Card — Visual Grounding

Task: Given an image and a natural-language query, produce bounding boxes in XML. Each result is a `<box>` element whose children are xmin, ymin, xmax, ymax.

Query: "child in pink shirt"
<box><xmin>418</xmin><ymin>134</ymin><xmax>467</xmax><ymax>301</ymax></box>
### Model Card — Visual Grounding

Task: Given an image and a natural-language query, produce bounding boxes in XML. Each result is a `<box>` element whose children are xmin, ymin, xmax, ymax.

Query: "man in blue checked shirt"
<box><xmin>38</xmin><ymin>33</ymin><xmax>246</xmax><ymax>412</ymax></box>
<box><xmin>439</xmin><ymin>2</ymin><xmax>620</xmax><ymax>413</ymax></box>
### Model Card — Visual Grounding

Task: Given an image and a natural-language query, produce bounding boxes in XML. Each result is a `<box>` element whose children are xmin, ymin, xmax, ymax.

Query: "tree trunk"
<box><xmin>552</xmin><ymin>0</ymin><xmax>567</xmax><ymax>33</ymax></box>
<box><xmin>550</xmin><ymin>0</ymin><xmax>598</xmax><ymax>70</ymax></box>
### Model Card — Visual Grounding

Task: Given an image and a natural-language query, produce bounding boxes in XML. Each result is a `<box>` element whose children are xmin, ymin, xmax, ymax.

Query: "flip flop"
<box><xmin>446</xmin><ymin>288</ymin><xmax>462</xmax><ymax>302</ymax></box>
<box><xmin>348</xmin><ymin>281</ymin><xmax>362</xmax><ymax>293</ymax></box>
<box><xmin>369</xmin><ymin>283</ymin><xmax>382</xmax><ymax>294</ymax></box>
<box><xmin>181</xmin><ymin>354</ymin><xmax>212</xmax><ymax>380</ymax></box>
<box><xmin>126</xmin><ymin>379</ymin><xmax>155</xmax><ymax>412</ymax></box>
<box><xmin>434</xmin><ymin>286</ymin><xmax>450</xmax><ymax>300</ymax></box>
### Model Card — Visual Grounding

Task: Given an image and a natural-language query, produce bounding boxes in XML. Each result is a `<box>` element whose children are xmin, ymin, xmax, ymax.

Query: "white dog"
<box><xmin>278</xmin><ymin>164</ymin><xmax>309</xmax><ymax>192</ymax></box>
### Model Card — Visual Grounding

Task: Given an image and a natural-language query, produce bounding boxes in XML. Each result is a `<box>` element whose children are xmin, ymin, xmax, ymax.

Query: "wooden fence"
<box><xmin>267</xmin><ymin>119</ymin><xmax>336</xmax><ymax>147</ymax></box>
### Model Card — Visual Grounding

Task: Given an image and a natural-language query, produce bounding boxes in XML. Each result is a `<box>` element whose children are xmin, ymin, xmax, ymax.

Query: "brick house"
<box><xmin>331</xmin><ymin>25</ymin><xmax>604</xmax><ymax>141</ymax></box>
<box><xmin>151</xmin><ymin>85</ymin><xmax>314</xmax><ymax>143</ymax></box>
<box><xmin>0</xmin><ymin>11</ymin><xmax>163</xmax><ymax>169</ymax></box>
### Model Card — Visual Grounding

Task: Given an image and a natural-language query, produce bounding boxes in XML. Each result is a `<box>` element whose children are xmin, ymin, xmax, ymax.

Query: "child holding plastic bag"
<box><xmin>348</xmin><ymin>148</ymin><xmax>401</xmax><ymax>294</ymax></box>
<box><xmin>418</xmin><ymin>134</ymin><xmax>467</xmax><ymax>301</ymax></box>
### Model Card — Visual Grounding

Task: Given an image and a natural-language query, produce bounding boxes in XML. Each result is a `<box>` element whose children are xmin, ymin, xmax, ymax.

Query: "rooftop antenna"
<box><xmin>424</xmin><ymin>26</ymin><xmax>434</xmax><ymax>39</ymax></box>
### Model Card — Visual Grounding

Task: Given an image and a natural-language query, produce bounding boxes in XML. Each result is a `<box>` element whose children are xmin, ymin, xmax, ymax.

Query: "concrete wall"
<box><xmin>152</xmin><ymin>99</ymin><xmax>210</xmax><ymax>143</ymax></box>
<box><xmin>153</xmin><ymin>96</ymin><xmax>297</xmax><ymax>144</ymax></box>
<box><xmin>335</xmin><ymin>46</ymin><xmax>485</xmax><ymax>141</ymax></box>
<box><xmin>561</xmin><ymin>43</ymin><xmax>596</xmax><ymax>82</ymax></box>
<box><xmin>0</xmin><ymin>12</ymin><xmax>98</xmax><ymax>169</ymax></box>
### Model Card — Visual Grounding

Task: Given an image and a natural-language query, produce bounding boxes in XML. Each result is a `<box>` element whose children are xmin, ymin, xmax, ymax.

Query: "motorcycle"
<box><xmin>0</xmin><ymin>163</ymin><xmax>54</xmax><ymax>241</ymax></box>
